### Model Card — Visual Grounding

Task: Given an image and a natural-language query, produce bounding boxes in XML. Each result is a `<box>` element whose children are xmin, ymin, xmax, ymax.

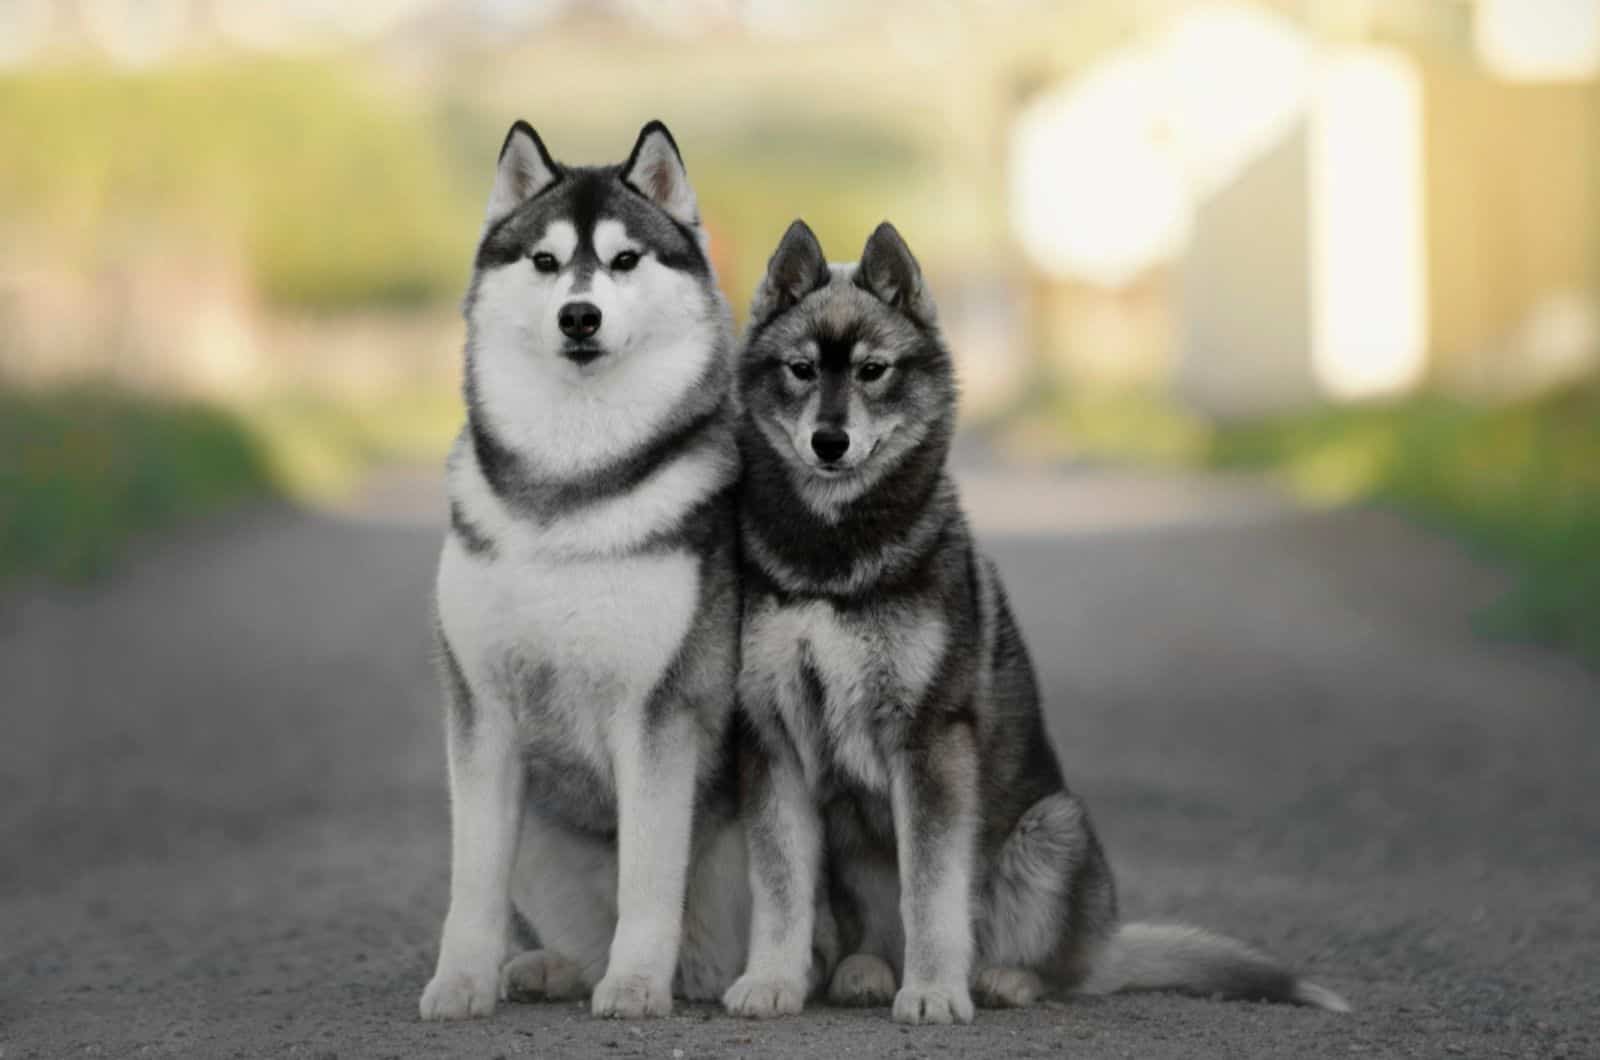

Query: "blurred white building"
<box><xmin>1010</xmin><ymin>0</ymin><xmax>1600</xmax><ymax>415</ymax></box>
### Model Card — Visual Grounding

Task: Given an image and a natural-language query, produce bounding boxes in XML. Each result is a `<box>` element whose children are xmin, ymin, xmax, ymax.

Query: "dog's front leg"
<box><xmin>724</xmin><ymin>734</ymin><xmax>820</xmax><ymax>1018</ymax></box>
<box><xmin>591</xmin><ymin>711</ymin><xmax>699</xmax><ymax>1018</ymax></box>
<box><xmin>889</xmin><ymin>720</ymin><xmax>979</xmax><ymax>1025</ymax></box>
<box><xmin>421</xmin><ymin>693</ymin><xmax>525</xmax><ymax>1020</ymax></box>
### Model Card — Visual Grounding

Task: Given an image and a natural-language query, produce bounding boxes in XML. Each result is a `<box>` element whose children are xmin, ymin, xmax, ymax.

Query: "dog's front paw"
<box><xmin>828</xmin><ymin>953</ymin><xmax>896</xmax><ymax>1007</ymax></box>
<box><xmin>893</xmin><ymin>981</ymin><xmax>975</xmax><ymax>1025</ymax></box>
<box><xmin>420</xmin><ymin>966</ymin><xmax>499</xmax><ymax>1021</ymax></box>
<box><xmin>723</xmin><ymin>974</ymin><xmax>806</xmax><ymax>1019</ymax></box>
<box><xmin>591</xmin><ymin>972</ymin><xmax>672</xmax><ymax>1018</ymax></box>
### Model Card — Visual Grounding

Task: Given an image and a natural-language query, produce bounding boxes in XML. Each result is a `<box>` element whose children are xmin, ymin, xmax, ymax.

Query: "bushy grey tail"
<box><xmin>1080</xmin><ymin>923</ymin><xmax>1350</xmax><ymax>1012</ymax></box>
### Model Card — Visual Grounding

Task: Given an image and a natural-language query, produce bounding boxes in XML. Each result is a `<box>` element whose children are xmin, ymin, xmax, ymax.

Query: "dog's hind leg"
<box><xmin>500</xmin><ymin>949</ymin><xmax>585</xmax><ymax>1002</ymax></box>
<box><xmin>504</xmin><ymin>809</ymin><xmax>620</xmax><ymax>1002</ymax></box>
<box><xmin>827</xmin><ymin>850</ymin><xmax>902</xmax><ymax>1007</ymax></box>
<box><xmin>675</xmin><ymin>813</ymin><xmax>753</xmax><ymax>1002</ymax></box>
<box><xmin>974</xmin><ymin>791</ymin><xmax>1116</xmax><ymax>1007</ymax></box>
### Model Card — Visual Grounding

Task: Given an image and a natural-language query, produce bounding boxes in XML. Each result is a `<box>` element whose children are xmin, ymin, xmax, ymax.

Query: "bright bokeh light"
<box><xmin>1009</xmin><ymin>2</ymin><xmax>1310</xmax><ymax>287</ymax></box>
<box><xmin>1153</xmin><ymin>3</ymin><xmax>1311</xmax><ymax>197</ymax></box>
<box><xmin>80</xmin><ymin>0</ymin><xmax>189</xmax><ymax>66</ymax></box>
<box><xmin>1309</xmin><ymin>50</ymin><xmax>1428</xmax><ymax>400</ymax></box>
<box><xmin>0</xmin><ymin>0</ymin><xmax>52</xmax><ymax>68</ymax></box>
<box><xmin>1475</xmin><ymin>0</ymin><xmax>1600</xmax><ymax>82</ymax></box>
<box><xmin>1010</xmin><ymin>51</ymin><xmax>1191</xmax><ymax>289</ymax></box>
<box><xmin>1015</xmin><ymin>4</ymin><xmax>1437</xmax><ymax>405</ymax></box>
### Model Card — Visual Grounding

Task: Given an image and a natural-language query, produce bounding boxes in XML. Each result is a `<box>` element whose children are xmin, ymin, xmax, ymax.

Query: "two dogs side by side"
<box><xmin>421</xmin><ymin>120</ymin><xmax>1349</xmax><ymax>1025</ymax></box>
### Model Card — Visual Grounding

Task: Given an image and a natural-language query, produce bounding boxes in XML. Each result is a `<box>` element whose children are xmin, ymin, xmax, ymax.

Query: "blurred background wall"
<box><xmin>4</xmin><ymin>0</ymin><xmax>1597</xmax><ymax>402</ymax></box>
<box><xmin>1010</xmin><ymin>0</ymin><xmax>1600</xmax><ymax>413</ymax></box>
<box><xmin>7</xmin><ymin>0</ymin><xmax>1590</xmax><ymax>408</ymax></box>
<box><xmin>2</xmin><ymin>0</ymin><xmax>1597</xmax><ymax>656</ymax></box>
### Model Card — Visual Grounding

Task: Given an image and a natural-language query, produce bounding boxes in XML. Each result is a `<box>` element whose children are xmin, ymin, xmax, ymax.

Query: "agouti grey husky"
<box><xmin>723</xmin><ymin>219</ymin><xmax>1349</xmax><ymax>1024</ymax></box>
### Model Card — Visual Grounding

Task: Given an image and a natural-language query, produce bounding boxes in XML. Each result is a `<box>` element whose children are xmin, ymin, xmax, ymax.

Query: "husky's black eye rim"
<box><xmin>611</xmin><ymin>251</ymin><xmax>640</xmax><ymax>272</ymax></box>
<box><xmin>531</xmin><ymin>252</ymin><xmax>559</xmax><ymax>274</ymax></box>
<box><xmin>788</xmin><ymin>362</ymin><xmax>817</xmax><ymax>382</ymax></box>
<box><xmin>858</xmin><ymin>362</ymin><xmax>888</xmax><ymax>382</ymax></box>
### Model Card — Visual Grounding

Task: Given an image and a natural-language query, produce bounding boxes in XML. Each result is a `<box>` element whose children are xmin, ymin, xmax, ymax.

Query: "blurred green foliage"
<box><xmin>0</xmin><ymin>61</ymin><xmax>939</xmax><ymax>315</ymax></box>
<box><xmin>0</xmin><ymin>387</ymin><xmax>273</xmax><ymax>580</ymax></box>
<box><xmin>241</xmin><ymin>387</ymin><xmax>461</xmax><ymax>500</ymax></box>
<box><xmin>0</xmin><ymin>385</ymin><xmax>461</xmax><ymax>582</ymax></box>
<box><xmin>1000</xmin><ymin>387</ymin><xmax>1213</xmax><ymax>465</ymax></box>
<box><xmin>1210</xmin><ymin>383</ymin><xmax>1600</xmax><ymax>664</ymax></box>
<box><xmin>1006</xmin><ymin>383</ymin><xmax>1600</xmax><ymax>665</ymax></box>
<box><xmin>687</xmin><ymin>110</ymin><xmax>932</xmax><ymax>311</ymax></box>
<box><xmin>0</xmin><ymin>62</ymin><xmax>476</xmax><ymax>311</ymax></box>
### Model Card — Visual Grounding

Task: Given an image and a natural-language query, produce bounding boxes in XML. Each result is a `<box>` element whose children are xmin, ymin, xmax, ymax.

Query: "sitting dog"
<box><xmin>723</xmin><ymin>219</ymin><xmax>1349</xmax><ymax>1024</ymax></box>
<box><xmin>421</xmin><ymin>121</ymin><xmax>750</xmax><ymax>1021</ymax></box>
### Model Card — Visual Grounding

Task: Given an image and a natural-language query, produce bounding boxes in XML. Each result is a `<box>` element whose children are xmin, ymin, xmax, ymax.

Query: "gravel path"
<box><xmin>2</xmin><ymin>459</ymin><xmax>1596</xmax><ymax>1059</ymax></box>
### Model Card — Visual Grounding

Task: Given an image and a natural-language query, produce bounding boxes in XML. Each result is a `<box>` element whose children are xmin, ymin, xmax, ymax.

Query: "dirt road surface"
<box><xmin>3</xmin><ymin>457</ymin><xmax>1597</xmax><ymax>1058</ymax></box>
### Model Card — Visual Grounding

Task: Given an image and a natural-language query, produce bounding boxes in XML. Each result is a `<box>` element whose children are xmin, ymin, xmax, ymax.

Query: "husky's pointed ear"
<box><xmin>485</xmin><ymin>121</ymin><xmax>560</xmax><ymax>228</ymax></box>
<box><xmin>855</xmin><ymin>221</ymin><xmax>933</xmax><ymax>324</ymax></box>
<box><xmin>621</xmin><ymin>120</ymin><xmax>699</xmax><ymax>227</ymax></box>
<box><xmin>751</xmin><ymin>220</ymin><xmax>830</xmax><ymax>325</ymax></box>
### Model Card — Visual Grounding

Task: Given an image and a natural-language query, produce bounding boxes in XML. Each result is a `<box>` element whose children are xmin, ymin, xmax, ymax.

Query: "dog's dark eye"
<box><xmin>857</xmin><ymin>362</ymin><xmax>889</xmax><ymax>383</ymax></box>
<box><xmin>610</xmin><ymin>251</ymin><xmax>640</xmax><ymax>272</ymax></box>
<box><xmin>530</xmin><ymin>252</ymin><xmax>559</xmax><ymax>274</ymax></box>
<box><xmin>787</xmin><ymin>361</ymin><xmax>817</xmax><ymax>382</ymax></box>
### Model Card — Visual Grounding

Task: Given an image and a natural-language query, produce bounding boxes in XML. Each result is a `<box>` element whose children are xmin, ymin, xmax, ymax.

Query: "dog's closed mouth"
<box><xmin>561</xmin><ymin>344</ymin><xmax>606</xmax><ymax>365</ymax></box>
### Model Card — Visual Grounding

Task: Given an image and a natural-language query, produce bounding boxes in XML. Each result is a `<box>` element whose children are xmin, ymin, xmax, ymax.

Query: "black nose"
<box><xmin>558</xmin><ymin>301</ymin><xmax>602</xmax><ymax>340</ymax></box>
<box><xmin>811</xmin><ymin>427</ymin><xmax>850</xmax><ymax>463</ymax></box>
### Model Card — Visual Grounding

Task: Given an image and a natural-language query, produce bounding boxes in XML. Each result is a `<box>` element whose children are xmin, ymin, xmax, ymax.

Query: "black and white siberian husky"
<box><xmin>723</xmin><ymin>220</ymin><xmax>1350</xmax><ymax>1024</ymax></box>
<box><xmin>420</xmin><ymin>121</ymin><xmax>751</xmax><ymax>1021</ymax></box>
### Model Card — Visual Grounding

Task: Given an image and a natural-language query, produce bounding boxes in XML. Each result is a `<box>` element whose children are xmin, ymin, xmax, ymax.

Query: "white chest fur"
<box><xmin>438</xmin><ymin>537</ymin><xmax>700</xmax><ymax>764</ymax></box>
<box><xmin>741</xmin><ymin>599</ymin><xmax>948</xmax><ymax>794</ymax></box>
